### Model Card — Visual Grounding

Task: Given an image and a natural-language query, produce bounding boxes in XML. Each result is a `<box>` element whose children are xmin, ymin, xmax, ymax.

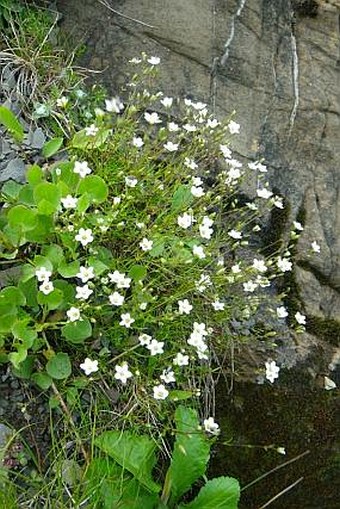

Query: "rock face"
<box><xmin>57</xmin><ymin>0</ymin><xmax>340</xmax><ymax>348</ymax></box>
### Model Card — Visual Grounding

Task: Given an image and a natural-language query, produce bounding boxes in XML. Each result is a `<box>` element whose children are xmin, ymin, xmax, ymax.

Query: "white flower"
<box><xmin>193</xmin><ymin>245</ymin><xmax>206</xmax><ymax>259</ymax></box>
<box><xmin>273</xmin><ymin>196</ymin><xmax>284</xmax><ymax>209</ymax></box>
<box><xmin>195</xmin><ymin>273</ymin><xmax>212</xmax><ymax>292</ymax></box>
<box><xmin>73</xmin><ymin>161</ymin><xmax>92</xmax><ymax>178</ymax></box>
<box><xmin>173</xmin><ymin>352</ymin><xmax>189</xmax><ymax>366</ymax></box>
<box><xmin>66</xmin><ymin>307</ymin><xmax>81</xmax><ymax>322</ymax></box>
<box><xmin>248</xmin><ymin>161</ymin><xmax>267</xmax><ymax>173</ymax></box>
<box><xmin>120</xmin><ymin>313</ymin><xmax>135</xmax><ymax>328</ymax></box>
<box><xmin>226</xmin><ymin>158</ymin><xmax>242</xmax><ymax>169</ymax></box>
<box><xmin>61</xmin><ymin>195</ymin><xmax>78</xmax><ymax>209</ymax></box>
<box><xmin>246</xmin><ymin>202</ymin><xmax>258</xmax><ymax>211</ymax></box>
<box><xmin>191</xmin><ymin>186</ymin><xmax>205</xmax><ymax>198</ymax></box>
<box><xmin>184</xmin><ymin>98</ymin><xmax>192</xmax><ymax>107</ymax></box>
<box><xmin>228</xmin><ymin>229</ymin><xmax>242</xmax><ymax>240</ymax></box>
<box><xmin>252</xmin><ymin>259</ymin><xmax>267</xmax><ymax>273</ymax></box>
<box><xmin>220</xmin><ymin>144</ymin><xmax>232</xmax><ymax>159</ymax></box>
<box><xmin>207</xmin><ymin>118</ymin><xmax>219</xmax><ymax>129</ymax></box>
<box><xmin>311</xmin><ymin>241</ymin><xmax>321</xmax><ymax>253</ymax></box>
<box><xmin>35</xmin><ymin>267</ymin><xmax>52</xmax><ymax>282</ymax></box>
<box><xmin>293</xmin><ymin>221</ymin><xmax>304</xmax><ymax>231</ymax></box>
<box><xmin>192</xmin><ymin>176</ymin><xmax>203</xmax><ymax>186</ymax></box>
<box><xmin>199</xmin><ymin>224</ymin><xmax>213</xmax><ymax>240</ymax></box>
<box><xmin>108</xmin><ymin>271</ymin><xmax>131</xmax><ymax>289</ymax></box>
<box><xmin>225</xmin><ymin>167</ymin><xmax>242</xmax><ymax>184</ymax></box>
<box><xmin>265</xmin><ymin>360</ymin><xmax>280</xmax><ymax>383</ymax></box>
<box><xmin>105</xmin><ymin>97</ymin><xmax>124</xmax><ymax>113</ymax></box>
<box><xmin>136</xmin><ymin>222</ymin><xmax>145</xmax><ymax>229</ymax></box>
<box><xmin>113</xmin><ymin>197</ymin><xmax>121</xmax><ymax>205</ymax></box>
<box><xmin>160</xmin><ymin>97</ymin><xmax>173</xmax><ymax>108</ymax></box>
<box><xmin>276</xmin><ymin>447</ymin><xmax>286</xmax><ymax>455</ymax></box>
<box><xmin>160</xmin><ymin>369</ymin><xmax>176</xmax><ymax>384</ymax></box>
<box><xmin>85</xmin><ymin>124</ymin><xmax>98</xmax><ymax>136</ymax></box>
<box><xmin>39</xmin><ymin>280</ymin><xmax>54</xmax><ymax>295</ymax></box>
<box><xmin>147</xmin><ymin>339</ymin><xmax>164</xmax><ymax>356</ymax></box>
<box><xmin>243</xmin><ymin>281</ymin><xmax>258</xmax><ymax>293</ymax></box>
<box><xmin>324</xmin><ymin>376</ymin><xmax>337</xmax><ymax>391</ymax></box>
<box><xmin>192</xmin><ymin>101</ymin><xmax>207</xmax><ymax>110</ymax></box>
<box><xmin>75</xmin><ymin>228</ymin><xmax>94</xmax><ymax>247</ymax></box>
<box><xmin>139</xmin><ymin>302</ymin><xmax>148</xmax><ymax>310</ymax></box>
<box><xmin>56</xmin><ymin>96</ymin><xmax>68</xmax><ymax>108</ymax></box>
<box><xmin>76</xmin><ymin>266</ymin><xmax>95</xmax><ymax>283</ymax></box>
<box><xmin>139</xmin><ymin>238</ymin><xmax>153</xmax><ymax>251</ymax></box>
<box><xmin>168</xmin><ymin>122</ymin><xmax>180</xmax><ymax>132</ymax></box>
<box><xmin>228</xmin><ymin>120</ymin><xmax>240</xmax><ymax>134</ymax></box>
<box><xmin>178</xmin><ymin>299</ymin><xmax>193</xmax><ymax>315</ymax></box>
<box><xmin>295</xmin><ymin>311</ymin><xmax>306</xmax><ymax>325</ymax></box>
<box><xmin>138</xmin><ymin>333</ymin><xmax>152</xmax><ymax>346</ymax></box>
<box><xmin>212</xmin><ymin>300</ymin><xmax>225</xmax><ymax>311</ymax></box>
<box><xmin>148</xmin><ymin>56</ymin><xmax>160</xmax><ymax>65</ymax></box>
<box><xmin>183</xmin><ymin>124</ymin><xmax>197</xmax><ymax>132</ymax></box>
<box><xmin>129</xmin><ymin>57</ymin><xmax>142</xmax><ymax>64</ymax></box>
<box><xmin>184</xmin><ymin>158</ymin><xmax>198</xmax><ymax>170</ymax></box>
<box><xmin>114</xmin><ymin>362</ymin><xmax>133</xmax><ymax>384</ymax></box>
<box><xmin>277</xmin><ymin>257</ymin><xmax>292</xmax><ymax>272</ymax></box>
<box><xmin>75</xmin><ymin>284</ymin><xmax>93</xmax><ymax>300</ymax></box>
<box><xmin>164</xmin><ymin>141</ymin><xmax>179</xmax><ymax>152</ymax></box>
<box><xmin>203</xmin><ymin>417</ymin><xmax>220</xmax><ymax>435</ymax></box>
<box><xmin>80</xmin><ymin>358</ymin><xmax>99</xmax><ymax>376</ymax></box>
<box><xmin>144</xmin><ymin>112</ymin><xmax>162</xmax><ymax>124</ymax></box>
<box><xmin>132</xmin><ymin>136</ymin><xmax>144</xmax><ymax>148</ymax></box>
<box><xmin>277</xmin><ymin>306</ymin><xmax>288</xmax><ymax>319</ymax></box>
<box><xmin>153</xmin><ymin>384</ymin><xmax>169</xmax><ymax>400</ymax></box>
<box><xmin>125</xmin><ymin>176</ymin><xmax>138</xmax><ymax>187</ymax></box>
<box><xmin>109</xmin><ymin>291</ymin><xmax>125</xmax><ymax>306</ymax></box>
<box><xmin>231</xmin><ymin>264</ymin><xmax>241</xmax><ymax>274</ymax></box>
<box><xmin>178</xmin><ymin>212</ymin><xmax>193</xmax><ymax>229</ymax></box>
<box><xmin>257</xmin><ymin>188</ymin><xmax>273</xmax><ymax>199</ymax></box>
<box><xmin>193</xmin><ymin>322</ymin><xmax>208</xmax><ymax>336</ymax></box>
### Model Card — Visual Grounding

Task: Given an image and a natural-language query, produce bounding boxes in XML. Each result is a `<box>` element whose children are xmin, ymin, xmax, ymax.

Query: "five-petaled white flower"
<box><xmin>184</xmin><ymin>158</ymin><xmax>198</xmax><ymax>170</ymax></box>
<box><xmin>125</xmin><ymin>176</ymin><xmax>138</xmax><ymax>187</ymax></box>
<box><xmin>252</xmin><ymin>259</ymin><xmax>267</xmax><ymax>273</ymax></box>
<box><xmin>139</xmin><ymin>238</ymin><xmax>153</xmax><ymax>251</ymax></box>
<box><xmin>144</xmin><ymin>112</ymin><xmax>161</xmax><ymax>124</ymax></box>
<box><xmin>147</xmin><ymin>339</ymin><xmax>164</xmax><ymax>356</ymax></box>
<box><xmin>173</xmin><ymin>352</ymin><xmax>189</xmax><ymax>366</ymax></box>
<box><xmin>35</xmin><ymin>267</ymin><xmax>52</xmax><ymax>282</ymax></box>
<box><xmin>108</xmin><ymin>270</ymin><xmax>131</xmax><ymax>289</ymax></box>
<box><xmin>160</xmin><ymin>368</ymin><xmax>176</xmax><ymax>384</ymax></box>
<box><xmin>148</xmin><ymin>56</ymin><xmax>160</xmax><ymax>65</ymax></box>
<box><xmin>120</xmin><ymin>313</ymin><xmax>135</xmax><ymax>328</ymax></box>
<box><xmin>39</xmin><ymin>280</ymin><xmax>54</xmax><ymax>295</ymax></box>
<box><xmin>277</xmin><ymin>306</ymin><xmax>288</xmax><ymax>319</ymax></box>
<box><xmin>114</xmin><ymin>362</ymin><xmax>133</xmax><ymax>384</ymax></box>
<box><xmin>183</xmin><ymin>124</ymin><xmax>197</xmax><ymax>132</ymax></box>
<box><xmin>192</xmin><ymin>245</ymin><xmax>206</xmax><ymax>259</ymax></box>
<box><xmin>76</xmin><ymin>266</ymin><xmax>95</xmax><ymax>283</ymax></box>
<box><xmin>80</xmin><ymin>358</ymin><xmax>99</xmax><ymax>376</ymax></box>
<box><xmin>265</xmin><ymin>360</ymin><xmax>280</xmax><ymax>383</ymax></box>
<box><xmin>105</xmin><ymin>97</ymin><xmax>124</xmax><ymax>113</ymax></box>
<box><xmin>293</xmin><ymin>221</ymin><xmax>304</xmax><ymax>231</ymax></box>
<box><xmin>153</xmin><ymin>384</ymin><xmax>169</xmax><ymax>400</ymax></box>
<box><xmin>212</xmin><ymin>300</ymin><xmax>225</xmax><ymax>311</ymax></box>
<box><xmin>75</xmin><ymin>228</ymin><xmax>94</xmax><ymax>247</ymax></box>
<box><xmin>132</xmin><ymin>136</ymin><xmax>144</xmax><ymax>148</ymax></box>
<box><xmin>207</xmin><ymin>118</ymin><xmax>219</xmax><ymax>129</ymax></box>
<box><xmin>295</xmin><ymin>311</ymin><xmax>306</xmax><ymax>325</ymax></box>
<box><xmin>311</xmin><ymin>241</ymin><xmax>321</xmax><ymax>253</ymax></box>
<box><xmin>228</xmin><ymin>229</ymin><xmax>242</xmax><ymax>240</ymax></box>
<box><xmin>228</xmin><ymin>120</ymin><xmax>240</xmax><ymax>134</ymax></box>
<box><xmin>257</xmin><ymin>188</ymin><xmax>273</xmax><ymax>199</ymax></box>
<box><xmin>138</xmin><ymin>333</ymin><xmax>152</xmax><ymax>346</ymax></box>
<box><xmin>75</xmin><ymin>284</ymin><xmax>93</xmax><ymax>300</ymax></box>
<box><xmin>66</xmin><ymin>307</ymin><xmax>81</xmax><ymax>322</ymax></box>
<box><xmin>73</xmin><ymin>160</ymin><xmax>92</xmax><ymax>178</ymax></box>
<box><xmin>56</xmin><ymin>96</ymin><xmax>68</xmax><ymax>108</ymax></box>
<box><xmin>203</xmin><ymin>417</ymin><xmax>220</xmax><ymax>435</ymax></box>
<box><xmin>191</xmin><ymin>185</ymin><xmax>205</xmax><ymax>198</ymax></box>
<box><xmin>160</xmin><ymin>97</ymin><xmax>173</xmax><ymax>108</ymax></box>
<box><xmin>85</xmin><ymin>124</ymin><xmax>98</xmax><ymax>136</ymax></box>
<box><xmin>243</xmin><ymin>281</ymin><xmax>257</xmax><ymax>293</ymax></box>
<box><xmin>168</xmin><ymin>121</ymin><xmax>180</xmax><ymax>132</ymax></box>
<box><xmin>164</xmin><ymin>141</ymin><xmax>179</xmax><ymax>152</ymax></box>
<box><xmin>178</xmin><ymin>212</ymin><xmax>193</xmax><ymax>229</ymax></box>
<box><xmin>277</xmin><ymin>257</ymin><xmax>292</xmax><ymax>272</ymax></box>
<box><xmin>220</xmin><ymin>144</ymin><xmax>232</xmax><ymax>159</ymax></box>
<box><xmin>109</xmin><ymin>291</ymin><xmax>125</xmax><ymax>306</ymax></box>
<box><xmin>61</xmin><ymin>195</ymin><xmax>78</xmax><ymax>209</ymax></box>
<box><xmin>178</xmin><ymin>299</ymin><xmax>193</xmax><ymax>315</ymax></box>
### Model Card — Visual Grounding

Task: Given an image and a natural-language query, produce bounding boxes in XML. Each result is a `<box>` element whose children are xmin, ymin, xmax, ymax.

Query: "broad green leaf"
<box><xmin>178</xmin><ymin>477</ymin><xmax>240</xmax><ymax>509</ymax></box>
<box><xmin>12</xmin><ymin>320</ymin><xmax>37</xmax><ymax>347</ymax></box>
<box><xmin>0</xmin><ymin>106</ymin><xmax>24</xmax><ymax>142</ymax></box>
<box><xmin>34</xmin><ymin>255</ymin><xmax>53</xmax><ymax>272</ymax></box>
<box><xmin>42</xmin><ymin>137</ymin><xmax>63</xmax><ymax>158</ymax></box>
<box><xmin>37</xmin><ymin>288</ymin><xmax>63</xmax><ymax>310</ymax></box>
<box><xmin>88</xmin><ymin>256</ymin><xmax>108</xmax><ymax>275</ymax></box>
<box><xmin>58</xmin><ymin>260</ymin><xmax>80</xmax><ymax>278</ymax></box>
<box><xmin>62</xmin><ymin>319</ymin><xmax>92</xmax><ymax>344</ymax></box>
<box><xmin>12</xmin><ymin>355</ymin><xmax>34</xmax><ymax>378</ymax></box>
<box><xmin>95</xmin><ymin>431</ymin><xmax>160</xmax><ymax>493</ymax></box>
<box><xmin>169</xmin><ymin>390</ymin><xmax>194</xmax><ymax>401</ymax></box>
<box><xmin>0</xmin><ymin>303</ymin><xmax>17</xmax><ymax>332</ymax></box>
<box><xmin>1</xmin><ymin>180</ymin><xmax>22</xmax><ymax>199</ymax></box>
<box><xmin>78</xmin><ymin>175</ymin><xmax>108</xmax><ymax>203</ymax></box>
<box><xmin>8</xmin><ymin>205</ymin><xmax>38</xmax><ymax>231</ymax></box>
<box><xmin>46</xmin><ymin>352</ymin><xmax>72</xmax><ymax>379</ymax></box>
<box><xmin>129</xmin><ymin>264</ymin><xmax>147</xmax><ymax>281</ymax></box>
<box><xmin>53</xmin><ymin>280</ymin><xmax>75</xmax><ymax>308</ymax></box>
<box><xmin>31</xmin><ymin>372</ymin><xmax>52</xmax><ymax>390</ymax></box>
<box><xmin>26</xmin><ymin>165</ymin><xmax>44</xmax><ymax>186</ymax></box>
<box><xmin>0</xmin><ymin>286</ymin><xmax>26</xmax><ymax>306</ymax></box>
<box><xmin>76</xmin><ymin>193</ymin><xmax>91</xmax><ymax>214</ymax></box>
<box><xmin>25</xmin><ymin>214</ymin><xmax>54</xmax><ymax>242</ymax></box>
<box><xmin>18</xmin><ymin>278</ymin><xmax>38</xmax><ymax>307</ymax></box>
<box><xmin>149</xmin><ymin>237</ymin><xmax>165</xmax><ymax>257</ymax></box>
<box><xmin>165</xmin><ymin>406</ymin><xmax>210</xmax><ymax>505</ymax></box>
<box><xmin>33</xmin><ymin>182</ymin><xmax>61</xmax><ymax>215</ymax></box>
<box><xmin>171</xmin><ymin>185</ymin><xmax>193</xmax><ymax>212</ymax></box>
<box><xmin>18</xmin><ymin>185</ymin><xmax>35</xmax><ymax>206</ymax></box>
<box><xmin>72</xmin><ymin>128</ymin><xmax>110</xmax><ymax>149</ymax></box>
<box><xmin>42</xmin><ymin>244</ymin><xmax>65</xmax><ymax>269</ymax></box>
<box><xmin>8</xmin><ymin>346</ymin><xmax>27</xmax><ymax>369</ymax></box>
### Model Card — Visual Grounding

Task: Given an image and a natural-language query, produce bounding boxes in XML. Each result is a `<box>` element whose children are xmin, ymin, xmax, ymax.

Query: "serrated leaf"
<box><xmin>95</xmin><ymin>431</ymin><xmax>160</xmax><ymax>493</ymax></box>
<box><xmin>0</xmin><ymin>106</ymin><xmax>24</xmax><ymax>142</ymax></box>
<box><xmin>46</xmin><ymin>352</ymin><xmax>72</xmax><ymax>379</ymax></box>
<box><xmin>42</xmin><ymin>137</ymin><xmax>63</xmax><ymax>158</ymax></box>
<box><xmin>178</xmin><ymin>477</ymin><xmax>240</xmax><ymax>509</ymax></box>
<box><xmin>165</xmin><ymin>406</ymin><xmax>210</xmax><ymax>505</ymax></box>
<box><xmin>12</xmin><ymin>355</ymin><xmax>34</xmax><ymax>378</ymax></box>
<box><xmin>171</xmin><ymin>185</ymin><xmax>193</xmax><ymax>212</ymax></box>
<box><xmin>62</xmin><ymin>319</ymin><xmax>92</xmax><ymax>344</ymax></box>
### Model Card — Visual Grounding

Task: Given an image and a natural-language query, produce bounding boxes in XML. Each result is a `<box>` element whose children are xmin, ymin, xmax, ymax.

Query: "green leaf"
<box><xmin>0</xmin><ymin>303</ymin><xmax>18</xmax><ymax>332</ymax></box>
<box><xmin>34</xmin><ymin>255</ymin><xmax>53</xmax><ymax>272</ymax></box>
<box><xmin>31</xmin><ymin>372</ymin><xmax>52</xmax><ymax>390</ymax></box>
<box><xmin>37</xmin><ymin>288</ymin><xmax>63</xmax><ymax>310</ymax></box>
<box><xmin>165</xmin><ymin>406</ymin><xmax>210</xmax><ymax>505</ymax></box>
<box><xmin>171</xmin><ymin>185</ymin><xmax>193</xmax><ymax>212</ymax></box>
<box><xmin>62</xmin><ymin>319</ymin><xmax>92</xmax><ymax>344</ymax></box>
<box><xmin>95</xmin><ymin>431</ymin><xmax>160</xmax><ymax>493</ymax></box>
<box><xmin>88</xmin><ymin>256</ymin><xmax>108</xmax><ymax>276</ymax></box>
<box><xmin>42</xmin><ymin>137</ymin><xmax>63</xmax><ymax>158</ymax></box>
<box><xmin>8</xmin><ymin>346</ymin><xmax>27</xmax><ymax>369</ymax></box>
<box><xmin>46</xmin><ymin>352</ymin><xmax>72</xmax><ymax>379</ymax></box>
<box><xmin>149</xmin><ymin>237</ymin><xmax>165</xmax><ymax>258</ymax></box>
<box><xmin>33</xmin><ymin>182</ymin><xmax>61</xmax><ymax>215</ymax></box>
<box><xmin>12</xmin><ymin>320</ymin><xmax>37</xmax><ymax>347</ymax></box>
<box><xmin>26</xmin><ymin>165</ymin><xmax>44</xmax><ymax>186</ymax></box>
<box><xmin>71</xmin><ymin>128</ymin><xmax>110</xmax><ymax>149</ymax></box>
<box><xmin>12</xmin><ymin>355</ymin><xmax>34</xmax><ymax>378</ymax></box>
<box><xmin>129</xmin><ymin>265</ymin><xmax>147</xmax><ymax>281</ymax></box>
<box><xmin>169</xmin><ymin>390</ymin><xmax>194</xmax><ymax>401</ymax></box>
<box><xmin>18</xmin><ymin>185</ymin><xmax>35</xmax><ymax>206</ymax></box>
<box><xmin>18</xmin><ymin>278</ymin><xmax>38</xmax><ymax>307</ymax></box>
<box><xmin>0</xmin><ymin>106</ymin><xmax>24</xmax><ymax>142</ymax></box>
<box><xmin>78</xmin><ymin>175</ymin><xmax>108</xmax><ymax>203</ymax></box>
<box><xmin>76</xmin><ymin>193</ymin><xmax>91</xmax><ymax>214</ymax></box>
<box><xmin>178</xmin><ymin>477</ymin><xmax>240</xmax><ymax>509</ymax></box>
<box><xmin>0</xmin><ymin>286</ymin><xmax>26</xmax><ymax>306</ymax></box>
<box><xmin>42</xmin><ymin>244</ymin><xmax>65</xmax><ymax>269</ymax></box>
<box><xmin>8</xmin><ymin>205</ymin><xmax>38</xmax><ymax>231</ymax></box>
<box><xmin>58</xmin><ymin>260</ymin><xmax>80</xmax><ymax>278</ymax></box>
<box><xmin>1</xmin><ymin>180</ymin><xmax>22</xmax><ymax>199</ymax></box>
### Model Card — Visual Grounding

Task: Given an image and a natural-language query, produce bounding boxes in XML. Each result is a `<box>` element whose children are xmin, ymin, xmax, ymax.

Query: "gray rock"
<box><xmin>30</xmin><ymin>128</ymin><xmax>46</xmax><ymax>149</ymax></box>
<box><xmin>0</xmin><ymin>158</ymin><xmax>26</xmax><ymax>182</ymax></box>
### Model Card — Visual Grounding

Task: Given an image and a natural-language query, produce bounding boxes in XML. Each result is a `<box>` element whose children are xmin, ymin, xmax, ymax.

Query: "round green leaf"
<box><xmin>0</xmin><ymin>287</ymin><xmax>26</xmax><ymax>306</ymax></box>
<box><xmin>26</xmin><ymin>165</ymin><xmax>44</xmax><ymax>186</ymax></box>
<box><xmin>8</xmin><ymin>205</ymin><xmax>38</xmax><ymax>231</ymax></box>
<box><xmin>42</xmin><ymin>137</ymin><xmax>63</xmax><ymax>158</ymax></box>
<box><xmin>37</xmin><ymin>288</ymin><xmax>64</xmax><ymax>310</ymax></box>
<box><xmin>129</xmin><ymin>265</ymin><xmax>147</xmax><ymax>281</ymax></box>
<box><xmin>31</xmin><ymin>372</ymin><xmax>52</xmax><ymax>389</ymax></box>
<box><xmin>62</xmin><ymin>319</ymin><xmax>92</xmax><ymax>344</ymax></box>
<box><xmin>78</xmin><ymin>176</ymin><xmax>108</xmax><ymax>203</ymax></box>
<box><xmin>46</xmin><ymin>352</ymin><xmax>72</xmax><ymax>379</ymax></box>
<box><xmin>33</xmin><ymin>182</ymin><xmax>61</xmax><ymax>215</ymax></box>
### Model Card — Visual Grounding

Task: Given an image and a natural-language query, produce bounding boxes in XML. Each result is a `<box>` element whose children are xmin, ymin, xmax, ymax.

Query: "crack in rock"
<box><xmin>220</xmin><ymin>0</ymin><xmax>248</xmax><ymax>66</ymax></box>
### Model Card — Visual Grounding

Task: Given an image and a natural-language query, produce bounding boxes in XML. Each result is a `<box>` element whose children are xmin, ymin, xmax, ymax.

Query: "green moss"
<box><xmin>307</xmin><ymin>317</ymin><xmax>340</xmax><ymax>346</ymax></box>
<box><xmin>260</xmin><ymin>193</ymin><xmax>290</xmax><ymax>257</ymax></box>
